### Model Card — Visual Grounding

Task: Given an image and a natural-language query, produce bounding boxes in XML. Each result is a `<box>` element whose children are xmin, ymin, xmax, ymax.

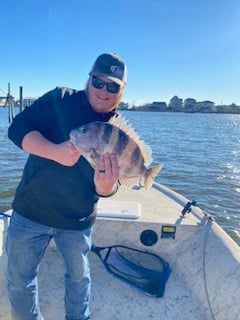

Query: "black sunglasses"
<box><xmin>91</xmin><ymin>76</ymin><xmax>121</xmax><ymax>94</ymax></box>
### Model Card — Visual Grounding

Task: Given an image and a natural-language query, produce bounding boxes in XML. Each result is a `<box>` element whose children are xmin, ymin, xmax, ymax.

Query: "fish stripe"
<box><xmin>122</xmin><ymin>146</ymin><xmax>142</xmax><ymax>176</ymax></box>
<box><xmin>114</xmin><ymin>129</ymin><xmax>129</xmax><ymax>156</ymax></box>
<box><xmin>131</xmin><ymin>146</ymin><xmax>141</xmax><ymax>166</ymax></box>
<box><xmin>102</xmin><ymin>123</ymin><xmax>113</xmax><ymax>145</ymax></box>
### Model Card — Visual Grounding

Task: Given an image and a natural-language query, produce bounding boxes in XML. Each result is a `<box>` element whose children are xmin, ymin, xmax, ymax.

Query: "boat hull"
<box><xmin>1</xmin><ymin>183</ymin><xmax>240</xmax><ymax>319</ymax></box>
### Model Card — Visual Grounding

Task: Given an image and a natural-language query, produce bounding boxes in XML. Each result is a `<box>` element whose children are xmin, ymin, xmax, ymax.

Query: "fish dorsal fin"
<box><xmin>109</xmin><ymin>115</ymin><xmax>152</xmax><ymax>166</ymax></box>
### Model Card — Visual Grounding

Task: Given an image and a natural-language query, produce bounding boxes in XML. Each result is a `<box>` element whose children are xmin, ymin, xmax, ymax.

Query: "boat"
<box><xmin>1</xmin><ymin>182</ymin><xmax>240</xmax><ymax>320</ymax></box>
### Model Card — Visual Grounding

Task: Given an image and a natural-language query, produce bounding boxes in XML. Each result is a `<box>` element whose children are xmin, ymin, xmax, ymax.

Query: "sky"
<box><xmin>1</xmin><ymin>0</ymin><xmax>240</xmax><ymax>106</ymax></box>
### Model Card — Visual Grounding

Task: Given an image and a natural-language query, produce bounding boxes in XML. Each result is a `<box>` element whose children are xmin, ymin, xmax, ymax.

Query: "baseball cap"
<box><xmin>89</xmin><ymin>53</ymin><xmax>127</xmax><ymax>86</ymax></box>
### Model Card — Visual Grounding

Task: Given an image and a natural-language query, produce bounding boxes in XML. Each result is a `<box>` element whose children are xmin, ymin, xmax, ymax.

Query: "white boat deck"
<box><xmin>1</xmin><ymin>184</ymin><xmax>240</xmax><ymax>320</ymax></box>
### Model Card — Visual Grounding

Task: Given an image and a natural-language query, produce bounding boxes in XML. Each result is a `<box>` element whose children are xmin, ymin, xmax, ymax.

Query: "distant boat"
<box><xmin>1</xmin><ymin>183</ymin><xmax>240</xmax><ymax>319</ymax></box>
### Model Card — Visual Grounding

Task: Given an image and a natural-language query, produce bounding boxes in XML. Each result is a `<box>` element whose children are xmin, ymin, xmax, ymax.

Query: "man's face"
<box><xmin>87</xmin><ymin>75</ymin><xmax>124</xmax><ymax>113</ymax></box>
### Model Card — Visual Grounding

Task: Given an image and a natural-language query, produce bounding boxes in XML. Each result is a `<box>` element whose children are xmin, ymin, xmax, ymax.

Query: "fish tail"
<box><xmin>144</xmin><ymin>164</ymin><xmax>163</xmax><ymax>189</ymax></box>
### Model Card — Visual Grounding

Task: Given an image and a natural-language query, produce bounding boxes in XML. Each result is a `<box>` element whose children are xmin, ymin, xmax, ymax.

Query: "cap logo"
<box><xmin>110</xmin><ymin>66</ymin><xmax>123</xmax><ymax>77</ymax></box>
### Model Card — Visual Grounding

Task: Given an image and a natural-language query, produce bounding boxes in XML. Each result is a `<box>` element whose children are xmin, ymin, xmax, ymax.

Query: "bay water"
<box><xmin>0</xmin><ymin>108</ymin><xmax>239</xmax><ymax>245</ymax></box>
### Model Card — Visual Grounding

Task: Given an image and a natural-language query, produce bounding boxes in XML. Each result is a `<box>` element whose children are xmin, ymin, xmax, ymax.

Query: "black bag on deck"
<box><xmin>91</xmin><ymin>245</ymin><xmax>171</xmax><ymax>297</ymax></box>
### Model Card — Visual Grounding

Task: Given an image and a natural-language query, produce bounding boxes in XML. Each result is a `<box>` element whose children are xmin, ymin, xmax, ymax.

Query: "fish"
<box><xmin>69</xmin><ymin>116</ymin><xmax>163</xmax><ymax>189</ymax></box>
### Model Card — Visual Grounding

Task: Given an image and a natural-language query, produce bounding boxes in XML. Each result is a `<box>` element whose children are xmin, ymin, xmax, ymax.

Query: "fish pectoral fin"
<box><xmin>144</xmin><ymin>164</ymin><xmax>163</xmax><ymax>189</ymax></box>
<box><xmin>91</xmin><ymin>148</ymin><xmax>101</xmax><ymax>160</ymax></box>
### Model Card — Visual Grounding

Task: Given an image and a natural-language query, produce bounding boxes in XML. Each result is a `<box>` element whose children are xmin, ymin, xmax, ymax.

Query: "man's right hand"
<box><xmin>22</xmin><ymin>131</ymin><xmax>81</xmax><ymax>166</ymax></box>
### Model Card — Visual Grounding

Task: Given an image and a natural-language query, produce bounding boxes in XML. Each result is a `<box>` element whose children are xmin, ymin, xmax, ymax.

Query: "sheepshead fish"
<box><xmin>70</xmin><ymin>116</ymin><xmax>163</xmax><ymax>189</ymax></box>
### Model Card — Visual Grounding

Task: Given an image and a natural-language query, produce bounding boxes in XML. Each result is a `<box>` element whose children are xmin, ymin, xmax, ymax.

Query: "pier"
<box><xmin>0</xmin><ymin>83</ymin><xmax>24</xmax><ymax>123</ymax></box>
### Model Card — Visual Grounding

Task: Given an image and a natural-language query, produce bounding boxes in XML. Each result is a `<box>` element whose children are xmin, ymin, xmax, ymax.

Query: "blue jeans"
<box><xmin>6</xmin><ymin>211</ymin><xmax>93</xmax><ymax>320</ymax></box>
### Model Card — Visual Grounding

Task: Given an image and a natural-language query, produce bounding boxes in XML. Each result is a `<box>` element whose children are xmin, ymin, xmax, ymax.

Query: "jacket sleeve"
<box><xmin>8</xmin><ymin>87</ymin><xmax>62</xmax><ymax>148</ymax></box>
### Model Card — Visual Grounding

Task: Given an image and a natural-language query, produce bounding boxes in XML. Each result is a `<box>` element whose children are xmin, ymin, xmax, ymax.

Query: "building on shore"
<box><xmin>119</xmin><ymin>95</ymin><xmax>240</xmax><ymax>114</ymax></box>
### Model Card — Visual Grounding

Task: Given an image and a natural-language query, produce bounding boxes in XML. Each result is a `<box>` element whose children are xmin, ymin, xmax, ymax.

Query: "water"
<box><xmin>0</xmin><ymin>108</ymin><xmax>240</xmax><ymax>245</ymax></box>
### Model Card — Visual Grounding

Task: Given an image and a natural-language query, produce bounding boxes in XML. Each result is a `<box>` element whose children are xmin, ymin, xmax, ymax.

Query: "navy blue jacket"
<box><xmin>8</xmin><ymin>87</ymin><xmax>117</xmax><ymax>230</ymax></box>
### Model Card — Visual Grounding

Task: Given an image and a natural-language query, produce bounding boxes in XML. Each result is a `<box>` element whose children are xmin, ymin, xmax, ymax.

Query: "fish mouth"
<box><xmin>69</xmin><ymin>134</ymin><xmax>77</xmax><ymax>146</ymax></box>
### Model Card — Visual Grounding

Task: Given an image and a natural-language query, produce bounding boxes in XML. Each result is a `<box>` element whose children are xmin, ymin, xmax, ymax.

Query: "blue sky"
<box><xmin>1</xmin><ymin>0</ymin><xmax>239</xmax><ymax>105</ymax></box>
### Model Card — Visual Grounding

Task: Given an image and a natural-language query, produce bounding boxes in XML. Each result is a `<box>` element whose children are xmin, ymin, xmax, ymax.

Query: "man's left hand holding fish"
<box><xmin>94</xmin><ymin>153</ymin><xmax>120</xmax><ymax>197</ymax></box>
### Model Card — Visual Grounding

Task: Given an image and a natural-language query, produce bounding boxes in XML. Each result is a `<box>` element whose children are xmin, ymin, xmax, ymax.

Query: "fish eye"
<box><xmin>80</xmin><ymin>127</ymin><xmax>88</xmax><ymax>134</ymax></box>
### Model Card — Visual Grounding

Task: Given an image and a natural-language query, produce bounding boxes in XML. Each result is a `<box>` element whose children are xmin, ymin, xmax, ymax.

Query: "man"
<box><xmin>6</xmin><ymin>52</ymin><xmax>127</xmax><ymax>320</ymax></box>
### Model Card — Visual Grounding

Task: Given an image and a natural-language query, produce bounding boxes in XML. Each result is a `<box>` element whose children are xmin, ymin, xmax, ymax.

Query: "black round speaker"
<box><xmin>140</xmin><ymin>229</ymin><xmax>158</xmax><ymax>246</ymax></box>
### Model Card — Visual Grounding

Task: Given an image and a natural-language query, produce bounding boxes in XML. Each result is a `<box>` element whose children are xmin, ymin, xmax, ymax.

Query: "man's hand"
<box><xmin>22</xmin><ymin>131</ymin><xmax>81</xmax><ymax>166</ymax></box>
<box><xmin>94</xmin><ymin>153</ymin><xmax>119</xmax><ymax>196</ymax></box>
<box><xmin>52</xmin><ymin>141</ymin><xmax>81</xmax><ymax>166</ymax></box>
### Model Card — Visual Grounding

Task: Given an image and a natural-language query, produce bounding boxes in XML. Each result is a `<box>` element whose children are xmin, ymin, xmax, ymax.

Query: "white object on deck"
<box><xmin>97</xmin><ymin>199</ymin><xmax>141</xmax><ymax>219</ymax></box>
